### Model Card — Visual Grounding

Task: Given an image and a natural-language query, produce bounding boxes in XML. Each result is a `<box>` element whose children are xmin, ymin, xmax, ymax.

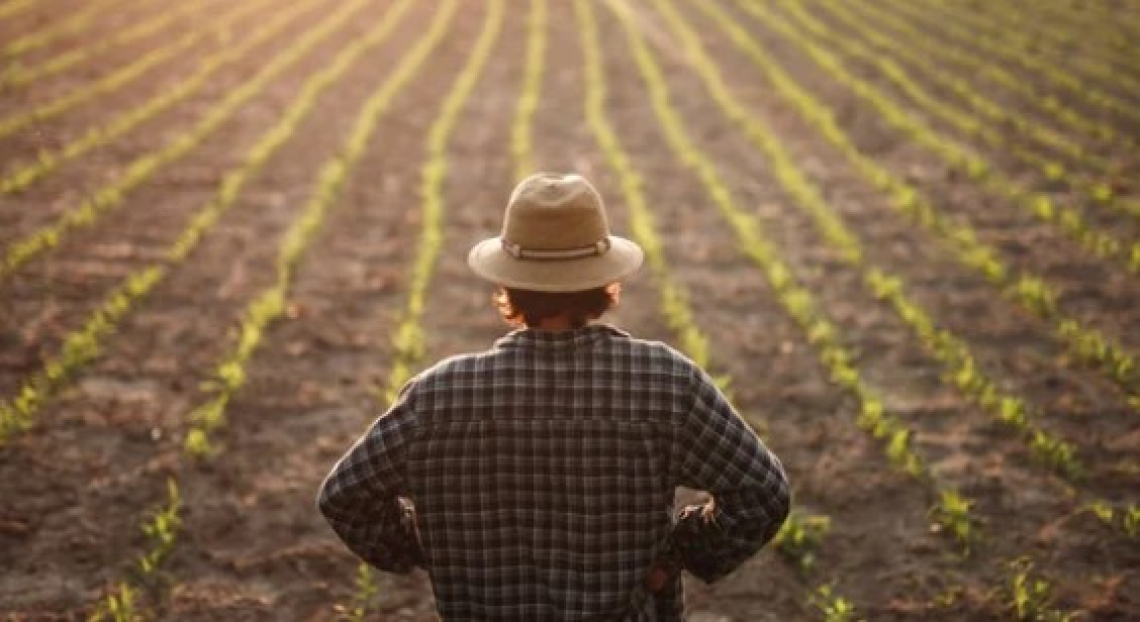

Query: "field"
<box><xmin>0</xmin><ymin>0</ymin><xmax>1137</xmax><ymax>619</ymax></box>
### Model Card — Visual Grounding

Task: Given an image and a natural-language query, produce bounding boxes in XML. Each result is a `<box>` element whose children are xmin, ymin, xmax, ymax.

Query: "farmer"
<box><xmin>317</xmin><ymin>173</ymin><xmax>790</xmax><ymax>620</ymax></box>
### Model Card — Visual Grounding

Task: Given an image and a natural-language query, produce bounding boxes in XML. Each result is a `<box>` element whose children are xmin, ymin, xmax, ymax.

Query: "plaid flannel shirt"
<box><xmin>318</xmin><ymin>324</ymin><xmax>790</xmax><ymax>621</ymax></box>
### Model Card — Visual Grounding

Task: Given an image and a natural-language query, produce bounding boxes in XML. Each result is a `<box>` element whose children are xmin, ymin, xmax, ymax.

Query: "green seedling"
<box><xmin>773</xmin><ymin>511</ymin><xmax>831</xmax><ymax>573</ymax></box>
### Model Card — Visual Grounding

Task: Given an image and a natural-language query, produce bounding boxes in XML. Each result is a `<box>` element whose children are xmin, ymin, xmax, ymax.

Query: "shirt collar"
<box><xmin>494</xmin><ymin>323</ymin><xmax>629</xmax><ymax>351</ymax></box>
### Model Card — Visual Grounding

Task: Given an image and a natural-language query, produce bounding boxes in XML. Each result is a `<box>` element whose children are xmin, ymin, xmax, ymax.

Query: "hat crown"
<box><xmin>502</xmin><ymin>173</ymin><xmax>610</xmax><ymax>251</ymax></box>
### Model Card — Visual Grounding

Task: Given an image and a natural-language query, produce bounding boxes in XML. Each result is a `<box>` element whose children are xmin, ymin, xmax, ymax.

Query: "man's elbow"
<box><xmin>315</xmin><ymin>476</ymin><xmax>343</xmax><ymax>522</ymax></box>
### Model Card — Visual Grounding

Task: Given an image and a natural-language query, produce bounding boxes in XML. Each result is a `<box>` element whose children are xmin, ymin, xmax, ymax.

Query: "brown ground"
<box><xmin>1</xmin><ymin>0</ymin><xmax>1137</xmax><ymax>620</ymax></box>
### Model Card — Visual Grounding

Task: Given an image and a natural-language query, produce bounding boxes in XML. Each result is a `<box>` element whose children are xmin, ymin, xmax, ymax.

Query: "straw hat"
<box><xmin>468</xmin><ymin>173</ymin><xmax>644</xmax><ymax>292</ymax></box>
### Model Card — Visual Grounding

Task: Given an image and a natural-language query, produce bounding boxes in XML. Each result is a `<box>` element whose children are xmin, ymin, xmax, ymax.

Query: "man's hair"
<box><xmin>495</xmin><ymin>285</ymin><xmax>619</xmax><ymax>328</ymax></box>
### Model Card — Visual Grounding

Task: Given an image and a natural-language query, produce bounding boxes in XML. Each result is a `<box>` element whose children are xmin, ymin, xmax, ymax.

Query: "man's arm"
<box><xmin>316</xmin><ymin>387</ymin><xmax>425</xmax><ymax>574</ymax></box>
<box><xmin>664</xmin><ymin>363</ymin><xmax>791</xmax><ymax>584</ymax></box>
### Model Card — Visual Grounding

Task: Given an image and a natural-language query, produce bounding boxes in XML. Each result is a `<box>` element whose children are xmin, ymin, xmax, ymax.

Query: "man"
<box><xmin>318</xmin><ymin>173</ymin><xmax>790</xmax><ymax>620</ymax></box>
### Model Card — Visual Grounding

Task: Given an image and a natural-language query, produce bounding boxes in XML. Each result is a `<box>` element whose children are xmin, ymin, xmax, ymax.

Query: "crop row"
<box><xmin>182</xmin><ymin>0</ymin><xmax>444</xmax><ymax>456</ymax></box>
<box><xmin>1</xmin><ymin>0</ymin><xmax>129</xmax><ymax>58</ymax></box>
<box><xmin>0</xmin><ymin>0</ymin><xmax>374</xmax><ymax>445</ymax></box>
<box><xmin>0</xmin><ymin>0</ymin><xmax>313</xmax><ymax>196</ymax></box>
<box><xmin>710</xmin><ymin>0</ymin><xmax>1140</xmax><ymax>504</ymax></box>
<box><xmin>0</xmin><ymin>0</ymin><xmax>226</xmax><ymax>89</ymax></box>
<box><xmin>884</xmin><ymin>0</ymin><xmax>1135</xmax><ymax>148</ymax></box>
<box><xmin>661</xmin><ymin>0</ymin><xmax>1089</xmax><ymax>483</ymax></box>
<box><xmin>0</xmin><ymin>0</ymin><xmax>34</xmax><ymax>21</ymax></box>
<box><xmin>756</xmin><ymin>0</ymin><xmax>1138</xmax><ymax>274</ymax></box>
<box><xmin>1032</xmin><ymin>1</ymin><xmax>1140</xmax><ymax>57</ymax></box>
<box><xmin>580</xmin><ymin>0</ymin><xmax>867</xmax><ymax>615</ymax></box>
<box><xmin>510</xmin><ymin>0</ymin><xmax>546</xmax><ymax>182</ymax></box>
<box><xmin>783</xmin><ymin>0</ymin><xmax>1138</xmax><ymax>222</ymax></box>
<box><xmin>0</xmin><ymin>0</ymin><xmax>349</xmax><ymax>278</ymax></box>
<box><xmin>0</xmin><ymin>0</ymin><xmax>265</xmax><ymax>141</ymax></box>
<box><xmin>687</xmin><ymin>0</ymin><xmax>1140</xmax><ymax>401</ymax></box>
<box><xmin>978</xmin><ymin>1</ymin><xmax>1140</xmax><ymax>91</ymax></box>
<box><xmin>919</xmin><ymin>0</ymin><xmax>1140</xmax><ymax>107</ymax></box>
<box><xmin>646</xmin><ymin>0</ymin><xmax>1087</xmax><ymax>614</ymax></box>
<box><xmin>654</xmin><ymin>0</ymin><xmax>981</xmax><ymax>544</ymax></box>
<box><xmin>902</xmin><ymin>0</ymin><xmax>1140</xmax><ymax>127</ymax></box>
<box><xmin>813</xmin><ymin>1</ymin><xmax>1138</xmax><ymax>221</ymax></box>
<box><xmin>88</xmin><ymin>0</ymin><xmax>439</xmax><ymax>616</ymax></box>
<box><xmin>843</xmin><ymin>2</ymin><xmax>1127</xmax><ymax>155</ymax></box>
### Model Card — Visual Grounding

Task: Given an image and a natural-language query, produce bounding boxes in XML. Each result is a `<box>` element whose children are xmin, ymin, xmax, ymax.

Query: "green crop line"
<box><xmin>0</xmin><ymin>267</ymin><xmax>163</xmax><ymax>445</ymax></box>
<box><xmin>749</xmin><ymin>1</ymin><xmax>1139</xmax><ymax>274</ymax></box>
<box><xmin>816</xmin><ymin>0</ymin><xmax>1139</xmax><ymax>221</ymax></box>
<box><xmin>342</xmin><ymin>1</ymin><xmax>497</xmax><ymax>617</ymax></box>
<box><xmin>0</xmin><ymin>0</ymin><xmax>367</xmax><ymax>279</ymax></box>
<box><xmin>0</xmin><ymin>0</ymin><xmax>34</xmax><ymax>22</ymax></box>
<box><xmin>0</xmin><ymin>0</ymin><xmax>313</xmax><ymax>196</ymax></box>
<box><xmin>786</xmin><ymin>0</ymin><xmax>1139</xmax><ymax>223</ymax></box>
<box><xmin>0</xmin><ymin>0</ymin><xmax>270</xmax><ymax>141</ymax></box>
<box><xmin>687</xmin><ymin>0</ymin><xmax>1138</xmax><ymax>401</ymax></box>
<box><xmin>510</xmin><ymin>0</ymin><xmax>546</xmax><ymax>180</ymax></box>
<box><xmin>0</xmin><ymin>0</ymin><xmax>229</xmax><ymax>89</ymax></box>
<box><xmin>2</xmin><ymin>0</ymin><xmax>134</xmax><ymax>58</ymax></box>
<box><xmin>973</xmin><ymin>1</ymin><xmax>1140</xmax><ymax>94</ymax></box>
<box><xmin>0</xmin><ymin>0</ymin><xmax>381</xmax><ymax>446</ymax></box>
<box><xmin>184</xmin><ymin>0</ymin><xmax>450</xmax><ymax>456</ymax></box>
<box><xmin>579</xmin><ymin>0</ymin><xmax>838</xmax><ymax>602</ymax></box>
<box><xmin>1037</xmin><ymin>1</ymin><xmax>1140</xmax><ymax>57</ymax></box>
<box><xmin>607</xmin><ymin>0</ymin><xmax>983</xmax><ymax>553</ymax></box>
<box><xmin>635</xmin><ymin>0</ymin><xmax>1089</xmax><ymax>481</ymax></box>
<box><xmin>90</xmin><ymin>479</ymin><xmax>180</xmax><ymax>622</ymax></box>
<box><xmin>920</xmin><ymin>0</ymin><xmax>1140</xmax><ymax>105</ymax></box>
<box><xmin>84</xmin><ymin>3</ymin><xmax>441</xmax><ymax>616</ymax></box>
<box><xmin>885</xmin><ymin>0</ymin><xmax>1140</xmax><ymax>132</ymax></box>
<box><xmin>840</xmin><ymin>1</ymin><xmax>1133</xmax><ymax>152</ymax></box>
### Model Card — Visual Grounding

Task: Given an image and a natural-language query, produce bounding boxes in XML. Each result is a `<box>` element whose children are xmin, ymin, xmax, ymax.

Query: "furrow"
<box><xmin>0</xmin><ymin>0</ymin><xmax>275</xmax><ymax>142</ymax></box>
<box><xmin>0</xmin><ymin>0</ymin><xmax>231</xmax><ymax>89</ymax></box>
<box><xmin>85</xmin><ymin>0</ymin><xmax>435</xmax><ymax>616</ymax></box>
<box><xmin>0</xmin><ymin>0</ymin><xmax>386</xmax><ymax>446</ymax></box>
<box><xmin>0</xmin><ymin>0</ymin><xmax>318</xmax><ymax>195</ymax></box>
<box><xmin>843</xmin><ymin>0</ymin><xmax>1134</xmax><ymax>153</ymax></box>
<box><xmin>0</xmin><ymin>0</ymin><xmax>369</xmax><ymax>278</ymax></box>
<box><xmin>747</xmin><ymin>0</ymin><xmax>1139</xmax><ymax>273</ymax></box>
<box><xmin>787</xmin><ymin>0</ymin><xmax>1139</xmax><ymax>223</ymax></box>
<box><xmin>688</xmin><ymin>0</ymin><xmax>1139</xmax><ymax>400</ymax></box>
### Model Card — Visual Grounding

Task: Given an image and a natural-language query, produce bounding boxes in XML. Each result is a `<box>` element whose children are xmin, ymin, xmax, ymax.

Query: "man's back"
<box><xmin>320</xmin><ymin>324</ymin><xmax>789</xmax><ymax>620</ymax></box>
<box><xmin>409</xmin><ymin>325</ymin><xmax>688</xmax><ymax>619</ymax></box>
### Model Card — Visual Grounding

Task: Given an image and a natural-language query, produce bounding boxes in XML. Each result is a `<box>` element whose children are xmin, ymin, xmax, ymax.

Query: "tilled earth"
<box><xmin>1</xmin><ymin>0</ymin><xmax>1137</xmax><ymax>620</ymax></box>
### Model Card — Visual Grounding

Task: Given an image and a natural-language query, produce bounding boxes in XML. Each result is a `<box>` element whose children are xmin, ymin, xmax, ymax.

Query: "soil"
<box><xmin>1</xmin><ymin>0</ymin><xmax>1137</xmax><ymax>620</ymax></box>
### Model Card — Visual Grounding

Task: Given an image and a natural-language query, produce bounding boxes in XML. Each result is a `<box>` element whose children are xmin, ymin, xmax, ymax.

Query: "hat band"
<box><xmin>501</xmin><ymin>237</ymin><xmax>611</xmax><ymax>260</ymax></box>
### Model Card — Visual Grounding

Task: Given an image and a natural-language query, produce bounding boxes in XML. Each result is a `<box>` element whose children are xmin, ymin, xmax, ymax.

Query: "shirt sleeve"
<box><xmin>665</xmin><ymin>362</ymin><xmax>791</xmax><ymax>583</ymax></box>
<box><xmin>316</xmin><ymin>383</ymin><xmax>426</xmax><ymax>574</ymax></box>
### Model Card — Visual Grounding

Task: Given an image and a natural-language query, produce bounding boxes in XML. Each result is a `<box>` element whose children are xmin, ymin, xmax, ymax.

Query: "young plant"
<box><xmin>773</xmin><ymin>511</ymin><xmax>831</xmax><ymax>573</ymax></box>
<box><xmin>1002</xmin><ymin>558</ymin><xmax>1072</xmax><ymax>621</ymax></box>
<box><xmin>810</xmin><ymin>583</ymin><xmax>861</xmax><ymax>622</ymax></box>
<box><xmin>88</xmin><ymin>582</ymin><xmax>137</xmax><ymax>622</ymax></box>
<box><xmin>931</xmin><ymin>488</ymin><xmax>976</xmax><ymax>550</ymax></box>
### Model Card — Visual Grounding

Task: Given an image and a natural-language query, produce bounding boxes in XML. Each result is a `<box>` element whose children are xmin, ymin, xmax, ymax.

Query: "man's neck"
<box><xmin>531</xmin><ymin>314</ymin><xmax>578</xmax><ymax>332</ymax></box>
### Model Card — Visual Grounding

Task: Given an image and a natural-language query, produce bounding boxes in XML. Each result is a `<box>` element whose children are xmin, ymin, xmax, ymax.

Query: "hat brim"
<box><xmin>467</xmin><ymin>236</ymin><xmax>644</xmax><ymax>292</ymax></box>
